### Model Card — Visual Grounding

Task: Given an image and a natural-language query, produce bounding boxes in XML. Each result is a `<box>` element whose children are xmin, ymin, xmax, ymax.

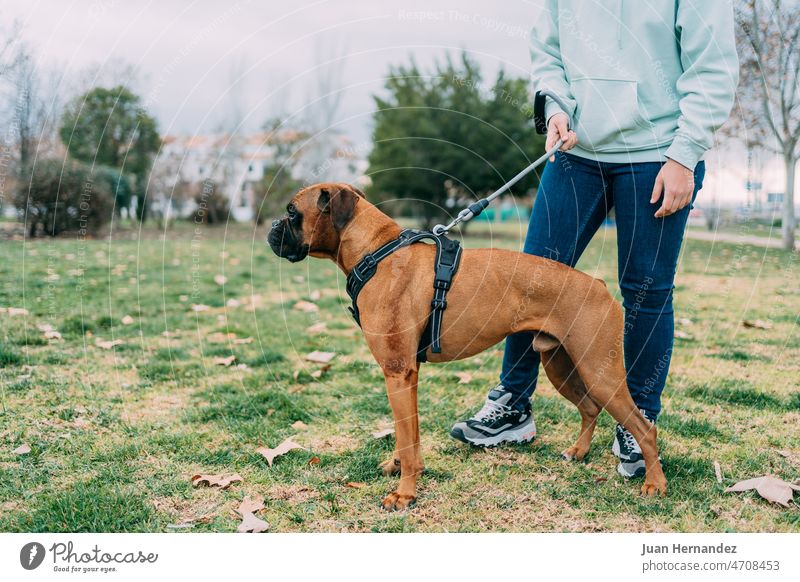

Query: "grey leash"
<box><xmin>432</xmin><ymin>89</ymin><xmax>574</xmax><ymax>236</ymax></box>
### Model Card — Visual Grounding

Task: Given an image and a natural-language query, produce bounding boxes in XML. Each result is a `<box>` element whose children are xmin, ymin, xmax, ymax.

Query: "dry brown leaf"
<box><xmin>306</xmin><ymin>322</ymin><xmax>327</xmax><ymax>334</ymax></box>
<box><xmin>235</xmin><ymin>496</ymin><xmax>268</xmax><ymax>533</ymax></box>
<box><xmin>256</xmin><ymin>438</ymin><xmax>305</xmax><ymax>467</ymax></box>
<box><xmin>308</xmin><ymin>456</ymin><xmax>321</xmax><ymax>465</ymax></box>
<box><xmin>191</xmin><ymin>473</ymin><xmax>243</xmax><ymax>489</ymax></box>
<box><xmin>293</xmin><ymin>300</ymin><xmax>318</xmax><ymax>313</ymax></box>
<box><xmin>2</xmin><ymin>307</ymin><xmax>29</xmax><ymax>316</ymax></box>
<box><xmin>95</xmin><ymin>338</ymin><xmax>124</xmax><ymax>349</ymax></box>
<box><xmin>725</xmin><ymin>475</ymin><xmax>800</xmax><ymax>507</ymax></box>
<box><xmin>455</xmin><ymin>372</ymin><xmax>473</xmax><ymax>384</ymax></box>
<box><xmin>306</xmin><ymin>351</ymin><xmax>335</xmax><ymax>364</ymax></box>
<box><xmin>743</xmin><ymin>319</ymin><xmax>772</xmax><ymax>330</ymax></box>
<box><xmin>372</xmin><ymin>428</ymin><xmax>395</xmax><ymax>439</ymax></box>
<box><xmin>12</xmin><ymin>444</ymin><xmax>31</xmax><ymax>455</ymax></box>
<box><xmin>291</xmin><ymin>420</ymin><xmax>308</xmax><ymax>430</ymax></box>
<box><xmin>212</xmin><ymin>355</ymin><xmax>236</xmax><ymax>367</ymax></box>
<box><xmin>345</xmin><ymin>482</ymin><xmax>366</xmax><ymax>489</ymax></box>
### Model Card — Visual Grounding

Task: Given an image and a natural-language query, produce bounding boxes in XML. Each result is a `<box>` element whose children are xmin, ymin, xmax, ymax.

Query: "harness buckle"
<box><xmin>433</xmin><ymin>279</ymin><xmax>450</xmax><ymax>290</ymax></box>
<box><xmin>431</xmin><ymin>298</ymin><xmax>447</xmax><ymax>311</ymax></box>
<box><xmin>354</xmin><ymin>254</ymin><xmax>377</xmax><ymax>279</ymax></box>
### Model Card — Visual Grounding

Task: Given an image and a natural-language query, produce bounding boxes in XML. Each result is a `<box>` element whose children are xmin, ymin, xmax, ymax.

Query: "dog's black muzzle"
<box><xmin>267</xmin><ymin>218</ymin><xmax>309</xmax><ymax>263</ymax></box>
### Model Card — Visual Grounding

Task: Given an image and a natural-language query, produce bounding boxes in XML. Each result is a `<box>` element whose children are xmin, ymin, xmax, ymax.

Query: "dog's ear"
<box><xmin>317</xmin><ymin>185</ymin><xmax>359</xmax><ymax>230</ymax></box>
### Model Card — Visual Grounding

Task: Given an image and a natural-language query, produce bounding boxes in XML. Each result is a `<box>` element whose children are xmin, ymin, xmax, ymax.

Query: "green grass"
<box><xmin>0</xmin><ymin>222</ymin><xmax>798</xmax><ymax>532</ymax></box>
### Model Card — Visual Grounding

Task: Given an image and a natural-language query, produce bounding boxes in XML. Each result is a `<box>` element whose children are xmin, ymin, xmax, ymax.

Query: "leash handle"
<box><xmin>432</xmin><ymin>137</ymin><xmax>564</xmax><ymax>236</ymax></box>
<box><xmin>534</xmin><ymin>89</ymin><xmax>574</xmax><ymax>133</ymax></box>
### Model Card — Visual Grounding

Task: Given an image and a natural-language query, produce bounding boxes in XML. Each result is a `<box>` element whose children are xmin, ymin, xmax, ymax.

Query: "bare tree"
<box><xmin>735</xmin><ymin>0</ymin><xmax>800</xmax><ymax>251</ymax></box>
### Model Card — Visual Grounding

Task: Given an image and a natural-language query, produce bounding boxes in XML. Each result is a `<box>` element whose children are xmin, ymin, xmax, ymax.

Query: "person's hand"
<box><xmin>546</xmin><ymin>112</ymin><xmax>578</xmax><ymax>162</ymax></box>
<box><xmin>651</xmin><ymin>159</ymin><xmax>695</xmax><ymax>218</ymax></box>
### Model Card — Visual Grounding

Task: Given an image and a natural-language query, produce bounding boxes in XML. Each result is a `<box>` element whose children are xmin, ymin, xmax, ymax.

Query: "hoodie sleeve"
<box><xmin>665</xmin><ymin>0</ymin><xmax>739</xmax><ymax>169</ymax></box>
<box><xmin>530</xmin><ymin>0</ymin><xmax>577</xmax><ymax>123</ymax></box>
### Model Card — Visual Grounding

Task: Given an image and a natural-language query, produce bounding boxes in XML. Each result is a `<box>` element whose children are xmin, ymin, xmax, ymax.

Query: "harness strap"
<box><xmin>345</xmin><ymin>228</ymin><xmax>462</xmax><ymax>363</ymax></box>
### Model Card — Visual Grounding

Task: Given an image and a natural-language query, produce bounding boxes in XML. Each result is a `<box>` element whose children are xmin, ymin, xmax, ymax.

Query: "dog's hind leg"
<box><xmin>573</xmin><ymin>356</ymin><xmax>667</xmax><ymax>496</ymax></box>
<box><xmin>539</xmin><ymin>344</ymin><xmax>600</xmax><ymax>462</ymax></box>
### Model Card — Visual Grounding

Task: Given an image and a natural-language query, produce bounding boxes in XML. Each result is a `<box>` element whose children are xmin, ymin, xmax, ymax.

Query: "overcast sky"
<box><xmin>4</xmin><ymin>0</ymin><xmax>543</xmax><ymax>142</ymax></box>
<box><xmin>2</xmin><ymin>0</ymin><xmax>790</xmax><ymax>202</ymax></box>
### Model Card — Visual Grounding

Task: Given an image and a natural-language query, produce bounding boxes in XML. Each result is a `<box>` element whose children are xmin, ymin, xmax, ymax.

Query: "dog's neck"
<box><xmin>335</xmin><ymin>201</ymin><xmax>403</xmax><ymax>274</ymax></box>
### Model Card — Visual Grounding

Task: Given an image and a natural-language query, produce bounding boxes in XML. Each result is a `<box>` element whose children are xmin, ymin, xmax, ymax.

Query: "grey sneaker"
<box><xmin>612</xmin><ymin>413</ymin><xmax>655</xmax><ymax>478</ymax></box>
<box><xmin>450</xmin><ymin>385</ymin><xmax>536</xmax><ymax>447</ymax></box>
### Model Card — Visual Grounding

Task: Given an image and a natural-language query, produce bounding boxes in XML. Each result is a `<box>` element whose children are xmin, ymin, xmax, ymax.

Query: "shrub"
<box><xmin>15</xmin><ymin>158</ymin><xmax>115</xmax><ymax>237</ymax></box>
<box><xmin>192</xmin><ymin>179</ymin><xmax>230</xmax><ymax>225</ymax></box>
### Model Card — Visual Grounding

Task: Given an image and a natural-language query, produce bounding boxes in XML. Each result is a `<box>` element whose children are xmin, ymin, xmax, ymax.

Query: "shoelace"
<box><xmin>620</xmin><ymin>427</ymin><xmax>640</xmax><ymax>452</ymax></box>
<box><xmin>474</xmin><ymin>398</ymin><xmax>509</xmax><ymax>422</ymax></box>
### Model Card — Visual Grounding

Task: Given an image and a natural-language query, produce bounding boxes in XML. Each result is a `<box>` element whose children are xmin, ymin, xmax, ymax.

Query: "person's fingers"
<box><xmin>654</xmin><ymin>191</ymin><xmax>673</xmax><ymax>218</ymax></box>
<box><xmin>546</xmin><ymin>129</ymin><xmax>558</xmax><ymax>162</ymax></box>
<box><xmin>650</xmin><ymin>172</ymin><xmax>664</xmax><ymax>204</ymax></box>
<box><xmin>560</xmin><ymin>130</ymin><xmax>578</xmax><ymax>151</ymax></box>
<box><xmin>555</xmin><ymin>119</ymin><xmax>570</xmax><ymax>142</ymax></box>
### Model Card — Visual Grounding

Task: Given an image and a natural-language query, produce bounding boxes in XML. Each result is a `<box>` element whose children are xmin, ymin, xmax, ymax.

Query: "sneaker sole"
<box><xmin>450</xmin><ymin>421</ymin><xmax>536</xmax><ymax>448</ymax></box>
<box><xmin>617</xmin><ymin>460</ymin><xmax>646</xmax><ymax>479</ymax></box>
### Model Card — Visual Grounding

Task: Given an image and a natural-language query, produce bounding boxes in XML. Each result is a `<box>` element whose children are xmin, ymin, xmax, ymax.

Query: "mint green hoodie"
<box><xmin>531</xmin><ymin>0</ymin><xmax>739</xmax><ymax>169</ymax></box>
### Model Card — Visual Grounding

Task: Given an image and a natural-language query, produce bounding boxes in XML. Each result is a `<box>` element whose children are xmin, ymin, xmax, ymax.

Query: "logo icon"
<box><xmin>20</xmin><ymin>542</ymin><xmax>46</xmax><ymax>570</ymax></box>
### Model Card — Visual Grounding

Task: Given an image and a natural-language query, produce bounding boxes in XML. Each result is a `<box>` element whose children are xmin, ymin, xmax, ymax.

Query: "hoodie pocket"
<box><xmin>571</xmin><ymin>77</ymin><xmax>654</xmax><ymax>152</ymax></box>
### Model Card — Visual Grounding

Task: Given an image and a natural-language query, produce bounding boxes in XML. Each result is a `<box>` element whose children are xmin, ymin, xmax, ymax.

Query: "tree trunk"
<box><xmin>784</xmin><ymin>154</ymin><xmax>797</xmax><ymax>252</ymax></box>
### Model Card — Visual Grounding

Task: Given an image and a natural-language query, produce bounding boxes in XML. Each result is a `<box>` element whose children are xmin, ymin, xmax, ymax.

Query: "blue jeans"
<box><xmin>501</xmin><ymin>152</ymin><xmax>705</xmax><ymax>420</ymax></box>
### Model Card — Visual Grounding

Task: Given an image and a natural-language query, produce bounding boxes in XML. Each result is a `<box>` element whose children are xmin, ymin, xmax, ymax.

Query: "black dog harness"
<box><xmin>345</xmin><ymin>229</ymin><xmax>462</xmax><ymax>363</ymax></box>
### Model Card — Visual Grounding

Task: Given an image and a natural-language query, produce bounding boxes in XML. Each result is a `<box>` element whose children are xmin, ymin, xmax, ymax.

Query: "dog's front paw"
<box><xmin>379</xmin><ymin>457</ymin><xmax>401</xmax><ymax>476</ymax></box>
<box><xmin>641</xmin><ymin>480</ymin><xmax>667</xmax><ymax>497</ymax></box>
<box><xmin>381</xmin><ymin>491</ymin><xmax>416</xmax><ymax>511</ymax></box>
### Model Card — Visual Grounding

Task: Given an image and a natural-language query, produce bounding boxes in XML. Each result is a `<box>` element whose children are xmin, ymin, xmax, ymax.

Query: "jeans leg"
<box><xmin>500</xmin><ymin>153</ymin><xmax>611</xmax><ymax>407</ymax></box>
<box><xmin>611</xmin><ymin>161</ymin><xmax>706</xmax><ymax>420</ymax></box>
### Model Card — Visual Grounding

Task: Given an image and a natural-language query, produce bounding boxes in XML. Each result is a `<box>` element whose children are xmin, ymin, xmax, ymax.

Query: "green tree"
<box><xmin>367</xmin><ymin>53</ymin><xmax>546</xmax><ymax>228</ymax></box>
<box><xmin>59</xmin><ymin>86</ymin><xmax>160</xmax><ymax>221</ymax></box>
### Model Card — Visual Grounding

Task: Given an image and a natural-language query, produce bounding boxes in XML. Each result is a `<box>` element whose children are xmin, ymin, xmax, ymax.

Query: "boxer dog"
<box><xmin>268</xmin><ymin>183</ymin><xmax>666</xmax><ymax>510</ymax></box>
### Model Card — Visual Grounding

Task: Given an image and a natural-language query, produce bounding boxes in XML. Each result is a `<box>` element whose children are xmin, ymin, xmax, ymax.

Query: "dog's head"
<box><xmin>267</xmin><ymin>183</ymin><xmax>365</xmax><ymax>262</ymax></box>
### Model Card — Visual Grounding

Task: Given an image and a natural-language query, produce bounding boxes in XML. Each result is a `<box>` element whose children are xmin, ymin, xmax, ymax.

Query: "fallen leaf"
<box><xmin>372</xmin><ymin>428</ymin><xmax>395</xmax><ymax>439</ymax></box>
<box><xmin>725</xmin><ymin>475</ymin><xmax>800</xmax><ymax>507</ymax></box>
<box><xmin>43</xmin><ymin>329</ymin><xmax>62</xmax><ymax>340</ymax></box>
<box><xmin>212</xmin><ymin>355</ymin><xmax>236</xmax><ymax>367</ymax></box>
<box><xmin>293</xmin><ymin>300</ymin><xmax>319</xmax><ymax>313</ymax></box>
<box><xmin>308</xmin><ymin>456</ymin><xmax>321</xmax><ymax>465</ymax></box>
<box><xmin>235</xmin><ymin>496</ymin><xmax>268</xmax><ymax>533</ymax></box>
<box><xmin>256</xmin><ymin>438</ymin><xmax>305</xmax><ymax>467</ymax></box>
<box><xmin>191</xmin><ymin>473</ymin><xmax>243</xmax><ymax>489</ymax></box>
<box><xmin>714</xmin><ymin>460</ymin><xmax>723</xmax><ymax>484</ymax></box>
<box><xmin>95</xmin><ymin>338</ymin><xmax>124</xmax><ymax>349</ymax></box>
<box><xmin>12</xmin><ymin>444</ymin><xmax>31</xmax><ymax>455</ymax></box>
<box><xmin>594</xmin><ymin>477</ymin><xmax>608</xmax><ymax>484</ymax></box>
<box><xmin>121</xmin><ymin>315</ymin><xmax>135</xmax><ymax>325</ymax></box>
<box><xmin>291</xmin><ymin>420</ymin><xmax>308</xmax><ymax>430</ymax></box>
<box><xmin>345</xmin><ymin>482</ymin><xmax>366</xmax><ymax>489</ymax></box>
<box><xmin>191</xmin><ymin>304</ymin><xmax>210</xmax><ymax>312</ymax></box>
<box><xmin>306</xmin><ymin>351</ymin><xmax>335</xmax><ymax>364</ymax></box>
<box><xmin>455</xmin><ymin>372</ymin><xmax>473</xmax><ymax>384</ymax></box>
<box><xmin>743</xmin><ymin>319</ymin><xmax>772</xmax><ymax>330</ymax></box>
<box><xmin>309</xmin><ymin>290</ymin><xmax>322</xmax><ymax>301</ymax></box>
<box><xmin>306</xmin><ymin>322</ymin><xmax>327</xmax><ymax>334</ymax></box>
<box><xmin>214</xmin><ymin>275</ymin><xmax>227</xmax><ymax>286</ymax></box>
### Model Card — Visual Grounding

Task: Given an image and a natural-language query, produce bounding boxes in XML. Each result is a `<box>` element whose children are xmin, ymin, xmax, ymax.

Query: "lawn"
<box><xmin>0</xmin><ymin>221</ymin><xmax>798</xmax><ymax>533</ymax></box>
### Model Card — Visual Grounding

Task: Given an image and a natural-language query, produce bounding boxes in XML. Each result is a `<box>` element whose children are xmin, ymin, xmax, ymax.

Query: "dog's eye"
<box><xmin>286</xmin><ymin>203</ymin><xmax>296</xmax><ymax>216</ymax></box>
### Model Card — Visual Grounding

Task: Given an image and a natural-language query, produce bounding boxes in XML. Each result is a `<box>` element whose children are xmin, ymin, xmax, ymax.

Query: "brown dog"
<box><xmin>268</xmin><ymin>182</ymin><xmax>666</xmax><ymax>510</ymax></box>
